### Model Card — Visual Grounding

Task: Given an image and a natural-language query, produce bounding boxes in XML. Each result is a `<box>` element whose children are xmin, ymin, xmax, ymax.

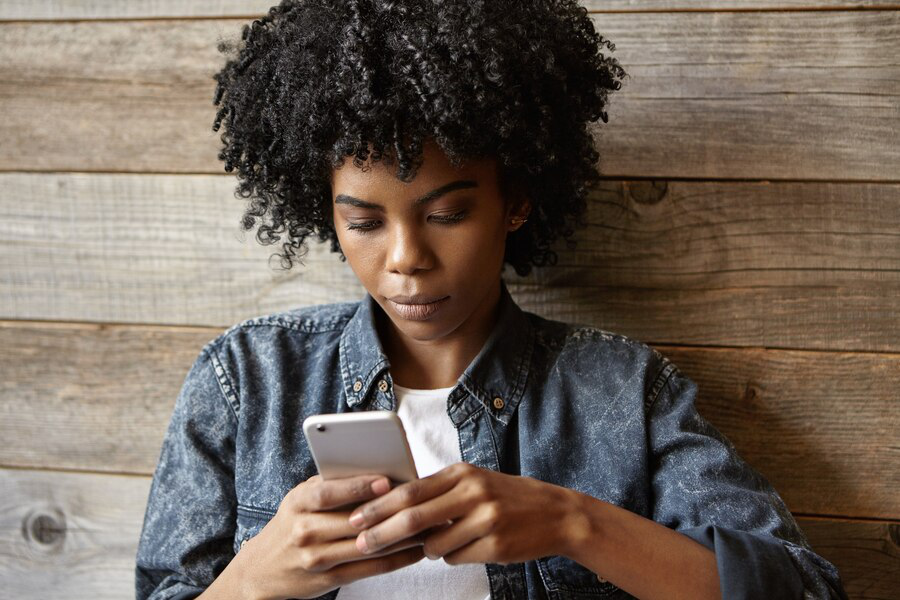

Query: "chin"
<box><xmin>382</xmin><ymin>307</ymin><xmax>463</xmax><ymax>341</ymax></box>
<box><xmin>394</xmin><ymin>316</ymin><xmax>458</xmax><ymax>340</ymax></box>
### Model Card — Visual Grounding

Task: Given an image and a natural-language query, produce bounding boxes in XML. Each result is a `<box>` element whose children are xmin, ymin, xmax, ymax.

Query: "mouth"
<box><xmin>386</xmin><ymin>294</ymin><xmax>450</xmax><ymax>321</ymax></box>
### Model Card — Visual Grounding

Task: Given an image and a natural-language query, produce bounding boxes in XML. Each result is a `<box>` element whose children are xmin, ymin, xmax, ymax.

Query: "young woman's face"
<box><xmin>331</xmin><ymin>140</ymin><xmax>525</xmax><ymax>344</ymax></box>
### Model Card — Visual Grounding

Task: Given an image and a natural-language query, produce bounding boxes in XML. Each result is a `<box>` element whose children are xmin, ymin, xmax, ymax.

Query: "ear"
<box><xmin>496</xmin><ymin>162</ymin><xmax>532</xmax><ymax>231</ymax></box>
<box><xmin>506</xmin><ymin>198</ymin><xmax>532</xmax><ymax>232</ymax></box>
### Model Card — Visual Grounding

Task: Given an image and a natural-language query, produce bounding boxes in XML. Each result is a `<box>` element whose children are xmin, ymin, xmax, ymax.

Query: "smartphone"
<box><xmin>302</xmin><ymin>411</ymin><xmax>419</xmax><ymax>484</ymax></box>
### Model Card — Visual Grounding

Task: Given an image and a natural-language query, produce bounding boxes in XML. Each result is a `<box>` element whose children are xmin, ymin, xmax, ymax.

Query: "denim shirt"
<box><xmin>135</xmin><ymin>282</ymin><xmax>848</xmax><ymax>600</ymax></box>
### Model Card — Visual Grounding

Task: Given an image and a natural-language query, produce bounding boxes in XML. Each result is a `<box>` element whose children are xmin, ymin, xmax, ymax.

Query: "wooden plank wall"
<box><xmin>1</xmin><ymin>1</ymin><xmax>897</xmax><ymax>598</ymax></box>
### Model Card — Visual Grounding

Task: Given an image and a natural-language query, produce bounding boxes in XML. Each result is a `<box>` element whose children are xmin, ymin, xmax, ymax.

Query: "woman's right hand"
<box><xmin>232</xmin><ymin>473</ymin><xmax>426</xmax><ymax>600</ymax></box>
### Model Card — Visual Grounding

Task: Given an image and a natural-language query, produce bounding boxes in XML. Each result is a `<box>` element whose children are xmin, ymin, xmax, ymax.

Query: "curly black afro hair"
<box><xmin>212</xmin><ymin>0</ymin><xmax>626</xmax><ymax>276</ymax></box>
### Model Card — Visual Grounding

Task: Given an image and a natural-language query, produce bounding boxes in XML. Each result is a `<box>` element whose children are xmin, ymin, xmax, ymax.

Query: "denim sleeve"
<box><xmin>646</xmin><ymin>362</ymin><xmax>849</xmax><ymax>600</ymax></box>
<box><xmin>135</xmin><ymin>344</ymin><xmax>239</xmax><ymax>600</ymax></box>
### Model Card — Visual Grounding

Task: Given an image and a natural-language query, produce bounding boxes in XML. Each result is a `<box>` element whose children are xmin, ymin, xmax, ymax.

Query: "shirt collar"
<box><xmin>339</xmin><ymin>280</ymin><xmax>535</xmax><ymax>424</ymax></box>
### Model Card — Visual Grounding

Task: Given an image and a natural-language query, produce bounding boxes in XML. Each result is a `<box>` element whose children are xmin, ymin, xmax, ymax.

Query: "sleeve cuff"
<box><xmin>169</xmin><ymin>592</ymin><xmax>202</xmax><ymax>600</ymax></box>
<box><xmin>159</xmin><ymin>583</ymin><xmax>205</xmax><ymax>600</ymax></box>
<box><xmin>678</xmin><ymin>524</ymin><xmax>805</xmax><ymax>600</ymax></box>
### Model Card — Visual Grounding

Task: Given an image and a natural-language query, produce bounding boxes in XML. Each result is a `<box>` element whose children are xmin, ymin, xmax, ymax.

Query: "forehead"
<box><xmin>330</xmin><ymin>141</ymin><xmax>498</xmax><ymax>198</ymax></box>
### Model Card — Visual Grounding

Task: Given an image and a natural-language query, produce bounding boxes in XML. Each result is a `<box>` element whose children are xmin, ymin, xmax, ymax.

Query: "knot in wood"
<box><xmin>742</xmin><ymin>382</ymin><xmax>760</xmax><ymax>404</ymax></box>
<box><xmin>23</xmin><ymin>507</ymin><xmax>67</xmax><ymax>551</ymax></box>
<box><xmin>627</xmin><ymin>180</ymin><xmax>668</xmax><ymax>205</ymax></box>
<box><xmin>890</xmin><ymin>523</ymin><xmax>900</xmax><ymax>549</ymax></box>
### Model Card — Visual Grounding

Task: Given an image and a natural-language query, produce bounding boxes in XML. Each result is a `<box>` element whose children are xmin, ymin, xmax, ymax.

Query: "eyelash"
<box><xmin>345</xmin><ymin>210</ymin><xmax>468</xmax><ymax>234</ymax></box>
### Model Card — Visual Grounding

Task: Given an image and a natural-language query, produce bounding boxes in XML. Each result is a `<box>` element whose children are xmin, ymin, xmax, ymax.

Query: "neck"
<box><xmin>377</xmin><ymin>280</ymin><xmax>502</xmax><ymax>389</ymax></box>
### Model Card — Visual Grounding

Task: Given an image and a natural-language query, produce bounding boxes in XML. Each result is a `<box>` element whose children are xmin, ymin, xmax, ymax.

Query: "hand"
<box><xmin>236</xmin><ymin>473</ymin><xmax>426</xmax><ymax>600</ymax></box>
<box><xmin>346</xmin><ymin>462</ymin><xmax>585</xmax><ymax>566</ymax></box>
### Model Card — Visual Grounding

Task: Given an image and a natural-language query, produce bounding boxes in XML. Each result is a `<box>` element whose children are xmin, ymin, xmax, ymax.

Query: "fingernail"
<box><xmin>349</xmin><ymin>512</ymin><xmax>364</xmax><ymax>528</ymax></box>
<box><xmin>371</xmin><ymin>478</ymin><xmax>390</xmax><ymax>494</ymax></box>
<box><xmin>357</xmin><ymin>533</ymin><xmax>371</xmax><ymax>554</ymax></box>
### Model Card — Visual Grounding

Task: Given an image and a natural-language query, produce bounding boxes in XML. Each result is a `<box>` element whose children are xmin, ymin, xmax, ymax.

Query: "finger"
<box><xmin>441</xmin><ymin>534</ymin><xmax>496</xmax><ymax>566</ymax></box>
<box><xmin>297</xmin><ymin>474</ymin><xmax>392</xmax><ymax>512</ymax></box>
<box><xmin>349</xmin><ymin>463</ymin><xmax>470</xmax><ymax>530</ymax></box>
<box><xmin>328</xmin><ymin>546</ymin><xmax>426</xmax><ymax>585</ymax></box>
<box><xmin>300</xmin><ymin>533</ymin><xmax>428</xmax><ymax>572</ymax></box>
<box><xmin>355</xmin><ymin>484</ymin><xmax>475</xmax><ymax>554</ymax></box>
<box><xmin>421</xmin><ymin>509</ymin><xmax>493</xmax><ymax>561</ymax></box>
<box><xmin>290</xmin><ymin>510</ymin><xmax>363</xmax><ymax>546</ymax></box>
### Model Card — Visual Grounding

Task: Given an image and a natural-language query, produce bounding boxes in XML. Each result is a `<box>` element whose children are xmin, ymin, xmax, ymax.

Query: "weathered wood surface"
<box><xmin>0</xmin><ymin>1</ymin><xmax>895</xmax><ymax>21</ymax></box>
<box><xmin>1</xmin><ymin>12</ymin><xmax>897</xmax><ymax>179</ymax></box>
<box><xmin>2</xmin><ymin>173</ymin><xmax>897</xmax><ymax>351</ymax></box>
<box><xmin>584</xmin><ymin>0</ymin><xmax>898</xmax><ymax>7</ymax></box>
<box><xmin>0</xmin><ymin>172</ymin><xmax>366</xmax><ymax>326</ymax></box>
<box><xmin>1</xmin><ymin>320</ymin><xmax>897</xmax><ymax>518</ymax></box>
<box><xmin>0</xmin><ymin>0</ymin><xmax>275</xmax><ymax>20</ymax></box>
<box><xmin>0</xmin><ymin>467</ymin><xmax>895</xmax><ymax>599</ymax></box>
<box><xmin>0</xmin><ymin>321</ymin><xmax>215</xmax><ymax>476</ymax></box>
<box><xmin>658</xmin><ymin>345</ymin><xmax>900</xmax><ymax>520</ymax></box>
<box><xmin>798</xmin><ymin>517</ymin><xmax>900</xmax><ymax>600</ymax></box>
<box><xmin>1</xmin><ymin>4</ymin><xmax>895</xmax><ymax>598</ymax></box>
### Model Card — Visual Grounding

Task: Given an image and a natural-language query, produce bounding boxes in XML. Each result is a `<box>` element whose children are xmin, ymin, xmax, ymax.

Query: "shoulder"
<box><xmin>524</xmin><ymin>310</ymin><xmax>678</xmax><ymax>408</ymax></box>
<box><xmin>525</xmin><ymin>309</ymin><xmax>669</xmax><ymax>370</ymax></box>
<box><xmin>198</xmin><ymin>300</ymin><xmax>360</xmax><ymax>360</ymax></box>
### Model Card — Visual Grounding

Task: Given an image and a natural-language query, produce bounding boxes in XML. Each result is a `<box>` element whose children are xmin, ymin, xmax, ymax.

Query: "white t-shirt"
<box><xmin>335</xmin><ymin>384</ymin><xmax>492</xmax><ymax>600</ymax></box>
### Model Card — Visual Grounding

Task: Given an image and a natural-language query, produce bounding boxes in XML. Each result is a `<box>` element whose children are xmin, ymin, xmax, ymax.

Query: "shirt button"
<box><xmin>353</xmin><ymin>380</ymin><xmax>362</xmax><ymax>392</ymax></box>
<box><xmin>378</xmin><ymin>379</ymin><xmax>388</xmax><ymax>392</ymax></box>
<box><xmin>240</xmin><ymin>539</ymin><xmax>247</xmax><ymax>550</ymax></box>
<box><xmin>597</xmin><ymin>574</ymin><xmax>607</xmax><ymax>583</ymax></box>
<box><xmin>492</xmin><ymin>396</ymin><xmax>504</xmax><ymax>410</ymax></box>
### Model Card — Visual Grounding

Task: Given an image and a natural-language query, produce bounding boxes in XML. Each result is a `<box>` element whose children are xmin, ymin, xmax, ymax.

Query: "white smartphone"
<box><xmin>302</xmin><ymin>411</ymin><xmax>419</xmax><ymax>483</ymax></box>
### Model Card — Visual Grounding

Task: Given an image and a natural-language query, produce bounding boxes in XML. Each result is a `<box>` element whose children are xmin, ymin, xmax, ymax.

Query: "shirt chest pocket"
<box><xmin>537</xmin><ymin>555</ymin><xmax>634</xmax><ymax>599</ymax></box>
<box><xmin>235</xmin><ymin>503</ymin><xmax>277</xmax><ymax>555</ymax></box>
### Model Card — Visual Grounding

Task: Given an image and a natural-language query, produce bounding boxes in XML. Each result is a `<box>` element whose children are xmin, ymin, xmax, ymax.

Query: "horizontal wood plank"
<box><xmin>797</xmin><ymin>517</ymin><xmax>900</xmax><ymax>599</ymax></box>
<box><xmin>0</xmin><ymin>467</ymin><xmax>895</xmax><ymax>598</ymax></box>
<box><xmin>1</xmin><ymin>1</ymin><xmax>895</xmax><ymax>21</ymax></box>
<box><xmin>0</xmin><ymin>12</ymin><xmax>897</xmax><ymax>179</ymax></box>
<box><xmin>0</xmin><ymin>321</ymin><xmax>215</xmax><ymax>476</ymax></box>
<box><xmin>2</xmin><ymin>173</ymin><xmax>897</xmax><ymax>351</ymax></box>
<box><xmin>1</xmin><ymin>320</ymin><xmax>897</xmax><ymax>518</ymax></box>
<box><xmin>658</xmin><ymin>345</ymin><xmax>900</xmax><ymax>520</ymax></box>
<box><xmin>0</xmin><ymin>0</ymin><xmax>274</xmax><ymax>20</ymax></box>
<box><xmin>1</xmin><ymin>468</ymin><xmax>152</xmax><ymax>600</ymax></box>
<box><xmin>585</xmin><ymin>0</ymin><xmax>898</xmax><ymax>8</ymax></box>
<box><xmin>0</xmin><ymin>172</ymin><xmax>367</xmax><ymax>325</ymax></box>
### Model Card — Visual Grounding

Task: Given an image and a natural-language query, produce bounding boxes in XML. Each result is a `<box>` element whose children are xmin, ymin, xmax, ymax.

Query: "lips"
<box><xmin>386</xmin><ymin>294</ymin><xmax>450</xmax><ymax>321</ymax></box>
<box><xmin>388</xmin><ymin>294</ymin><xmax>447</xmax><ymax>305</ymax></box>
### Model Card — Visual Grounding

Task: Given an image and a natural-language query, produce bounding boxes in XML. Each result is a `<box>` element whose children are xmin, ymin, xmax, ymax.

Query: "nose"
<box><xmin>385</xmin><ymin>223</ymin><xmax>435</xmax><ymax>275</ymax></box>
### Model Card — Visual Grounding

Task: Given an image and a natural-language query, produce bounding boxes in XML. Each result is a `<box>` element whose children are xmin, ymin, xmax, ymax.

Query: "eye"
<box><xmin>429</xmin><ymin>210</ymin><xmax>468</xmax><ymax>224</ymax></box>
<box><xmin>345</xmin><ymin>220</ymin><xmax>381</xmax><ymax>234</ymax></box>
<box><xmin>344</xmin><ymin>210</ymin><xmax>467</xmax><ymax>235</ymax></box>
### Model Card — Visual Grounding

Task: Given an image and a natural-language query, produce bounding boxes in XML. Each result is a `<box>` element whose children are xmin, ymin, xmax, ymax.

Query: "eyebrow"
<box><xmin>334</xmin><ymin>179</ymin><xmax>478</xmax><ymax>210</ymax></box>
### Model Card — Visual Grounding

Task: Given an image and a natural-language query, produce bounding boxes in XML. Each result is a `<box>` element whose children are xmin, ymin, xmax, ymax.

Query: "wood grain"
<box><xmin>0</xmin><ymin>321</ymin><xmax>215</xmax><ymax>476</ymax></box>
<box><xmin>0</xmin><ymin>0</ymin><xmax>275</xmax><ymax>20</ymax></box>
<box><xmin>1</xmin><ymin>467</ymin><xmax>895</xmax><ymax>598</ymax></box>
<box><xmin>1</xmin><ymin>5</ymin><xmax>895</xmax><ymax>596</ymax></box>
<box><xmin>798</xmin><ymin>517</ymin><xmax>900</xmax><ymax>600</ymax></box>
<box><xmin>1</xmin><ymin>1</ymin><xmax>895</xmax><ymax>21</ymax></box>
<box><xmin>1</xmin><ymin>320</ymin><xmax>897</xmax><ymax>518</ymax></box>
<box><xmin>0</xmin><ymin>468</ymin><xmax>153</xmax><ymax>600</ymax></box>
<box><xmin>584</xmin><ymin>0</ymin><xmax>898</xmax><ymax>9</ymax></box>
<box><xmin>658</xmin><ymin>345</ymin><xmax>900</xmax><ymax>520</ymax></box>
<box><xmin>2</xmin><ymin>173</ymin><xmax>897</xmax><ymax>351</ymax></box>
<box><xmin>0</xmin><ymin>11</ymin><xmax>897</xmax><ymax>179</ymax></box>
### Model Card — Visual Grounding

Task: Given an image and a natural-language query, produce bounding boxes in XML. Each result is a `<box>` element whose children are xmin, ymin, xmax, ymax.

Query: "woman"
<box><xmin>135</xmin><ymin>1</ymin><xmax>848</xmax><ymax>599</ymax></box>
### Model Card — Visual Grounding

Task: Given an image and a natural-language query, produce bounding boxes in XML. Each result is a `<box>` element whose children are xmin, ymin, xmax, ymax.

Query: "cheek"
<box><xmin>336</xmin><ymin>231</ymin><xmax>383</xmax><ymax>281</ymax></box>
<box><xmin>357</xmin><ymin>248</ymin><xmax>385</xmax><ymax>277</ymax></box>
<box><xmin>452</xmin><ymin>218</ymin><xmax>507</xmax><ymax>263</ymax></box>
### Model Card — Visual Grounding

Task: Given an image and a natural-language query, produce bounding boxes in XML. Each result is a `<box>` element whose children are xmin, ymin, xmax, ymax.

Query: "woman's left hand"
<box><xmin>346</xmin><ymin>461</ymin><xmax>589</xmax><ymax>565</ymax></box>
